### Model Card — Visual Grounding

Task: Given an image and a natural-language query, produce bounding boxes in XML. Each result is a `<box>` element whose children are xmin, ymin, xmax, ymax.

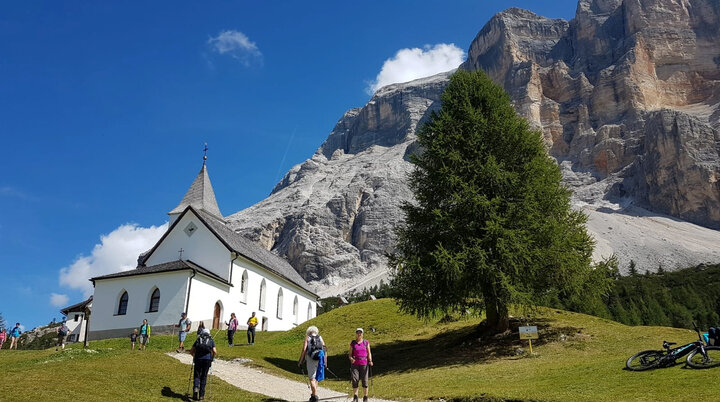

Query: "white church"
<box><xmin>84</xmin><ymin>157</ymin><xmax>318</xmax><ymax>340</ymax></box>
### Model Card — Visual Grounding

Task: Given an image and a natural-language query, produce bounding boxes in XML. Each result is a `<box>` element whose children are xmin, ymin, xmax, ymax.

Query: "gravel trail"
<box><xmin>168</xmin><ymin>353</ymin><xmax>395</xmax><ymax>402</ymax></box>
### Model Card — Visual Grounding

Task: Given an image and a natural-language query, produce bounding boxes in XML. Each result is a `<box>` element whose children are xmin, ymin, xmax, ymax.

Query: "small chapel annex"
<box><xmin>87</xmin><ymin>157</ymin><xmax>318</xmax><ymax>340</ymax></box>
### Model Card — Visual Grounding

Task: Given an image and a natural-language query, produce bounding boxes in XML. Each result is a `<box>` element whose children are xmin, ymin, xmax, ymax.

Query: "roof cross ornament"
<box><xmin>178</xmin><ymin>248</ymin><xmax>184</xmax><ymax>260</ymax></box>
<box><xmin>203</xmin><ymin>143</ymin><xmax>208</xmax><ymax>166</ymax></box>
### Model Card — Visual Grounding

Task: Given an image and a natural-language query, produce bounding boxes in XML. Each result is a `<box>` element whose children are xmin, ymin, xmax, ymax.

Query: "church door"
<box><xmin>212</xmin><ymin>302</ymin><xmax>221</xmax><ymax>329</ymax></box>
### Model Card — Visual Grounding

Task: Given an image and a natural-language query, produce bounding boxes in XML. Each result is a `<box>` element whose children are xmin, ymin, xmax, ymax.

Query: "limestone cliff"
<box><xmin>228</xmin><ymin>0</ymin><xmax>720</xmax><ymax>294</ymax></box>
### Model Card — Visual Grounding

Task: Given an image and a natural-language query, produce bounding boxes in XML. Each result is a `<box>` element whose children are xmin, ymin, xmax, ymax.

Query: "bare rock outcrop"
<box><xmin>229</xmin><ymin>0</ymin><xmax>720</xmax><ymax>294</ymax></box>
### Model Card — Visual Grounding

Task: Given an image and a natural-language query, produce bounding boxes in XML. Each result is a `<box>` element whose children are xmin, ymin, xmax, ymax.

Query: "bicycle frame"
<box><xmin>658</xmin><ymin>322</ymin><xmax>708</xmax><ymax>366</ymax></box>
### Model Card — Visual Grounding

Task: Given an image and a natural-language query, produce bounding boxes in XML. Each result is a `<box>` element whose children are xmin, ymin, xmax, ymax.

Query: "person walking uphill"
<box><xmin>349</xmin><ymin>328</ymin><xmax>373</xmax><ymax>402</ymax></box>
<box><xmin>298</xmin><ymin>325</ymin><xmax>326</xmax><ymax>402</ymax></box>
<box><xmin>175</xmin><ymin>312</ymin><xmax>192</xmax><ymax>352</ymax></box>
<box><xmin>190</xmin><ymin>328</ymin><xmax>217</xmax><ymax>401</ymax></box>
<box><xmin>225</xmin><ymin>313</ymin><xmax>238</xmax><ymax>346</ymax></box>
<box><xmin>56</xmin><ymin>321</ymin><xmax>69</xmax><ymax>351</ymax></box>
<box><xmin>247</xmin><ymin>312</ymin><xmax>258</xmax><ymax>345</ymax></box>
<box><xmin>9</xmin><ymin>323</ymin><xmax>22</xmax><ymax>350</ymax></box>
<box><xmin>139</xmin><ymin>319</ymin><xmax>151</xmax><ymax>351</ymax></box>
<box><xmin>0</xmin><ymin>328</ymin><xmax>7</xmax><ymax>349</ymax></box>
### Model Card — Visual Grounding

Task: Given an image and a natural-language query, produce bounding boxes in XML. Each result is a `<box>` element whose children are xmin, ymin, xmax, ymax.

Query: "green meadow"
<box><xmin>3</xmin><ymin>299</ymin><xmax>719</xmax><ymax>401</ymax></box>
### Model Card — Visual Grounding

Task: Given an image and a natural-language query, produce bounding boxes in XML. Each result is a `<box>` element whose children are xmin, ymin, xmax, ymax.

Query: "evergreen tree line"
<box><xmin>547</xmin><ymin>262</ymin><xmax>720</xmax><ymax>330</ymax></box>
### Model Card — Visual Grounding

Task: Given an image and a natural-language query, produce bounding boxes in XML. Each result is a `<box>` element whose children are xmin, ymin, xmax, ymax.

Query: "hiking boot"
<box><xmin>363</xmin><ymin>397</ymin><xmax>368</xmax><ymax>402</ymax></box>
<box><xmin>353</xmin><ymin>395</ymin><xmax>359</xmax><ymax>402</ymax></box>
<box><xmin>192</xmin><ymin>391</ymin><xmax>198</xmax><ymax>401</ymax></box>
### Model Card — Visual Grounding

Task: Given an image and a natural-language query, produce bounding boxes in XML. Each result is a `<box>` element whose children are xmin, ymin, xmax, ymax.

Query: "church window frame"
<box><xmin>240</xmin><ymin>270</ymin><xmax>248</xmax><ymax>304</ymax></box>
<box><xmin>259</xmin><ymin>279</ymin><xmax>267</xmax><ymax>312</ymax></box>
<box><xmin>276</xmin><ymin>288</ymin><xmax>284</xmax><ymax>320</ymax></box>
<box><xmin>307</xmin><ymin>302</ymin><xmax>313</xmax><ymax>321</ymax></box>
<box><xmin>148</xmin><ymin>287</ymin><xmax>161</xmax><ymax>313</ymax></box>
<box><xmin>293</xmin><ymin>296</ymin><xmax>299</xmax><ymax>324</ymax></box>
<box><xmin>117</xmin><ymin>291</ymin><xmax>129</xmax><ymax>316</ymax></box>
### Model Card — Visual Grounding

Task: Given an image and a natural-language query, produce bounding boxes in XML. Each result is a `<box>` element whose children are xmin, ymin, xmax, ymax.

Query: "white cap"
<box><xmin>356</xmin><ymin>328</ymin><xmax>363</xmax><ymax>333</ymax></box>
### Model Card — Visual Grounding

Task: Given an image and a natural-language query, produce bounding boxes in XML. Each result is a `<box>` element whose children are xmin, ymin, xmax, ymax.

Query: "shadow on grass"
<box><xmin>265</xmin><ymin>317</ymin><xmax>583</xmax><ymax>377</ymax></box>
<box><xmin>160</xmin><ymin>386</ymin><xmax>190</xmax><ymax>401</ymax></box>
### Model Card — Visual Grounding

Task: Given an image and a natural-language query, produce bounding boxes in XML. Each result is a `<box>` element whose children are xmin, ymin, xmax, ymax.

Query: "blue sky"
<box><xmin>0</xmin><ymin>1</ymin><xmax>578</xmax><ymax>330</ymax></box>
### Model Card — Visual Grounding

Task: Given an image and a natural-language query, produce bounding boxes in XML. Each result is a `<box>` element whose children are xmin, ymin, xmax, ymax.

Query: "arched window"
<box><xmin>307</xmin><ymin>302</ymin><xmax>313</xmax><ymax>320</ymax></box>
<box><xmin>293</xmin><ymin>296</ymin><xmax>299</xmax><ymax>324</ymax></box>
<box><xmin>276</xmin><ymin>288</ymin><xmax>284</xmax><ymax>319</ymax></box>
<box><xmin>148</xmin><ymin>288</ymin><xmax>160</xmax><ymax>312</ymax></box>
<box><xmin>259</xmin><ymin>279</ymin><xmax>266</xmax><ymax>311</ymax></box>
<box><xmin>117</xmin><ymin>291</ymin><xmax>129</xmax><ymax>315</ymax></box>
<box><xmin>240</xmin><ymin>270</ymin><xmax>248</xmax><ymax>303</ymax></box>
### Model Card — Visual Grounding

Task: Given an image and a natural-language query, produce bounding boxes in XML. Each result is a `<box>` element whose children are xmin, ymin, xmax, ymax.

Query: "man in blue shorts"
<box><xmin>174</xmin><ymin>312</ymin><xmax>192</xmax><ymax>352</ymax></box>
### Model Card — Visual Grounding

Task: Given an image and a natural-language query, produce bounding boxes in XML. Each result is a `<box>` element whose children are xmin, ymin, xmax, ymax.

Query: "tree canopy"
<box><xmin>390</xmin><ymin>69</ymin><xmax>610</xmax><ymax>332</ymax></box>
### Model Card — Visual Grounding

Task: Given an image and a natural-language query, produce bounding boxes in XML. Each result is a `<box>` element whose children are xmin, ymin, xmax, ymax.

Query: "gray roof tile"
<box><xmin>91</xmin><ymin>259</ymin><xmax>230</xmax><ymax>286</ymax></box>
<box><xmin>169</xmin><ymin>165</ymin><xmax>222</xmax><ymax>219</ymax></box>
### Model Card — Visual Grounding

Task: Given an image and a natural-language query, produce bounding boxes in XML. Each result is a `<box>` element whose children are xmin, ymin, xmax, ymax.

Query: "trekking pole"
<box><xmin>369</xmin><ymin>365</ymin><xmax>374</xmax><ymax>400</ymax></box>
<box><xmin>187</xmin><ymin>361</ymin><xmax>194</xmax><ymax>396</ymax></box>
<box><xmin>301</xmin><ymin>364</ymin><xmax>310</xmax><ymax>389</ymax></box>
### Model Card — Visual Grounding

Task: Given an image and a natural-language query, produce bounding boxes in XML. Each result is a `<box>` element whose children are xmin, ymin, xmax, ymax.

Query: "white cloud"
<box><xmin>59</xmin><ymin>223</ymin><xmax>168</xmax><ymax>297</ymax></box>
<box><xmin>50</xmin><ymin>293</ymin><xmax>69</xmax><ymax>307</ymax></box>
<box><xmin>367</xmin><ymin>43</ymin><xmax>466</xmax><ymax>95</ymax></box>
<box><xmin>208</xmin><ymin>30</ymin><xmax>263</xmax><ymax>66</ymax></box>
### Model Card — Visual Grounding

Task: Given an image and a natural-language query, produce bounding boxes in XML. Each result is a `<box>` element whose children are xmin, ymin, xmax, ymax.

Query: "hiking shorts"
<box><xmin>306</xmin><ymin>358</ymin><xmax>320</xmax><ymax>380</ymax></box>
<box><xmin>351</xmin><ymin>364</ymin><xmax>369</xmax><ymax>388</ymax></box>
<box><xmin>179</xmin><ymin>331</ymin><xmax>187</xmax><ymax>342</ymax></box>
<box><xmin>140</xmin><ymin>334</ymin><xmax>149</xmax><ymax>345</ymax></box>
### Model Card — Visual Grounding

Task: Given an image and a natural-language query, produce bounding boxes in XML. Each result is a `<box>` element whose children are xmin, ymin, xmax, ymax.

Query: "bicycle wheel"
<box><xmin>686</xmin><ymin>346</ymin><xmax>720</xmax><ymax>369</ymax></box>
<box><xmin>626</xmin><ymin>350</ymin><xmax>664</xmax><ymax>371</ymax></box>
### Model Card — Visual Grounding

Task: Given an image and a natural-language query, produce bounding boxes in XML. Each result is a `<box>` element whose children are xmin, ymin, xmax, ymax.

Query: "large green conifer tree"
<box><xmin>391</xmin><ymin>70</ymin><xmax>607</xmax><ymax>333</ymax></box>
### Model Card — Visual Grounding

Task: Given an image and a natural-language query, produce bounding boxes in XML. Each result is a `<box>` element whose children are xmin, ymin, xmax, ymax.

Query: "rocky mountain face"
<box><xmin>228</xmin><ymin>0</ymin><xmax>720</xmax><ymax>295</ymax></box>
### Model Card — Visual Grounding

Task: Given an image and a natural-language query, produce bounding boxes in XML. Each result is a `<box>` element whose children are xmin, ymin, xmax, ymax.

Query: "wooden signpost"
<box><xmin>519</xmin><ymin>325</ymin><xmax>539</xmax><ymax>354</ymax></box>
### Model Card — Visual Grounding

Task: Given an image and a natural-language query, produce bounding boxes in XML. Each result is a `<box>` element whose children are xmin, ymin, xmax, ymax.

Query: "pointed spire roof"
<box><xmin>169</xmin><ymin>164</ymin><xmax>223</xmax><ymax>219</ymax></box>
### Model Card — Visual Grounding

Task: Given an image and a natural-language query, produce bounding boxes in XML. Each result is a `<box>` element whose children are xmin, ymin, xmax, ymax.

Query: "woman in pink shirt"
<box><xmin>225</xmin><ymin>313</ymin><xmax>238</xmax><ymax>347</ymax></box>
<box><xmin>348</xmin><ymin>328</ymin><xmax>373</xmax><ymax>402</ymax></box>
<box><xmin>0</xmin><ymin>328</ymin><xmax>7</xmax><ymax>349</ymax></box>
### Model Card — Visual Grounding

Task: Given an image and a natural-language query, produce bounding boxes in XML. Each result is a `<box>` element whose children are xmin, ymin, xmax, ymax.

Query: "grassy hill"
<box><xmin>2</xmin><ymin>299</ymin><xmax>719</xmax><ymax>401</ymax></box>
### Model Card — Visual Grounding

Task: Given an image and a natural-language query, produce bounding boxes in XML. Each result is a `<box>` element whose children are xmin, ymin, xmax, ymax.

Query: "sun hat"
<box><xmin>356</xmin><ymin>328</ymin><xmax>364</xmax><ymax>333</ymax></box>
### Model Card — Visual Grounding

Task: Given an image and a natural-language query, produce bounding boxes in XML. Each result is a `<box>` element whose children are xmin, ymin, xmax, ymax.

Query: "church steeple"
<box><xmin>168</xmin><ymin>145</ymin><xmax>223</xmax><ymax>223</ymax></box>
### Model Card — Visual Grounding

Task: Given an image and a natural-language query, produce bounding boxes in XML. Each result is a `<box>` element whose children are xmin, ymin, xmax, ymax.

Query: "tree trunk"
<box><xmin>484</xmin><ymin>296</ymin><xmax>510</xmax><ymax>334</ymax></box>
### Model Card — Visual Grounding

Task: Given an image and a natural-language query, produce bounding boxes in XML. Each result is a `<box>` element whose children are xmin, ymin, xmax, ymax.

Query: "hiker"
<box><xmin>139</xmin><ymin>319</ymin><xmax>151</xmax><ymax>351</ymax></box>
<box><xmin>190</xmin><ymin>328</ymin><xmax>217</xmax><ymax>401</ymax></box>
<box><xmin>0</xmin><ymin>328</ymin><xmax>7</xmax><ymax>349</ymax></box>
<box><xmin>9</xmin><ymin>323</ymin><xmax>21</xmax><ymax>350</ymax></box>
<box><xmin>56</xmin><ymin>321</ymin><xmax>69</xmax><ymax>351</ymax></box>
<box><xmin>225</xmin><ymin>313</ymin><xmax>238</xmax><ymax>346</ymax></box>
<box><xmin>349</xmin><ymin>328</ymin><xmax>373</xmax><ymax>402</ymax></box>
<box><xmin>175</xmin><ymin>312</ymin><xmax>192</xmax><ymax>352</ymax></box>
<box><xmin>246</xmin><ymin>312</ymin><xmax>258</xmax><ymax>345</ymax></box>
<box><xmin>298</xmin><ymin>325</ymin><xmax>326</xmax><ymax>402</ymax></box>
<box><xmin>130</xmin><ymin>329</ymin><xmax>138</xmax><ymax>350</ymax></box>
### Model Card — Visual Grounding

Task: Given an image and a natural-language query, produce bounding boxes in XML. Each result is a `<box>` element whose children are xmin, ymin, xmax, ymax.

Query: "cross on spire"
<box><xmin>203</xmin><ymin>143</ymin><xmax>208</xmax><ymax>166</ymax></box>
<box><xmin>178</xmin><ymin>248</ymin><xmax>184</xmax><ymax>260</ymax></box>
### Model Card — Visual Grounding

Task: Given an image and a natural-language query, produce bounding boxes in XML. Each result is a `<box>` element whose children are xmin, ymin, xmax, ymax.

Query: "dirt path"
<box><xmin>168</xmin><ymin>353</ymin><xmax>395</xmax><ymax>402</ymax></box>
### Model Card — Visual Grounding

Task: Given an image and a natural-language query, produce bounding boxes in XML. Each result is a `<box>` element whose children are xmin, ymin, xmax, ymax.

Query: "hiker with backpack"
<box><xmin>9</xmin><ymin>323</ymin><xmax>21</xmax><ymax>350</ymax></box>
<box><xmin>298</xmin><ymin>325</ymin><xmax>326</xmax><ymax>402</ymax></box>
<box><xmin>139</xmin><ymin>319</ymin><xmax>151</xmax><ymax>351</ymax></box>
<box><xmin>56</xmin><ymin>321</ymin><xmax>69</xmax><ymax>351</ymax></box>
<box><xmin>175</xmin><ymin>312</ymin><xmax>192</xmax><ymax>352</ymax></box>
<box><xmin>349</xmin><ymin>328</ymin><xmax>373</xmax><ymax>402</ymax></box>
<box><xmin>189</xmin><ymin>328</ymin><xmax>217</xmax><ymax>401</ymax></box>
<box><xmin>225</xmin><ymin>312</ymin><xmax>238</xmax><ymax>347</ymax></box>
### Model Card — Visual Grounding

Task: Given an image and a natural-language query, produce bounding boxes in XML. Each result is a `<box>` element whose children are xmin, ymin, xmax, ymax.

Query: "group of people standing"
<box><xmin>0</xmin><ymin>323</ymin><xmax>23</xmax><ymax>350</ymax></box>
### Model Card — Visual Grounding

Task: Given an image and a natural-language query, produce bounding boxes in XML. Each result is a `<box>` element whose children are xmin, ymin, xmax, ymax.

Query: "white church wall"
<box><xmin>63</xmin><ymin>311</ymin><xmax>86</xmax><ymax>342</ymax></box>
<box><xmin>89</xmin><ymin>272</ymin><xmax>189</xmax><ymax>340</ymax></box>
<box><xmin>227</xmin><ymin>256</ymin><xmax>316</xmax><ymax>332</ymax></box>
<box><xmin>145</xmin><ymin>211</ymin><xmax>231</xmax><ymax>280</ymax></box>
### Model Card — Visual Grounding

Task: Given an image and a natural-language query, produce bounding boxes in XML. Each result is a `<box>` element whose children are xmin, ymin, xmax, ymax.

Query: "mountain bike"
<box><xmin>626</xmin><ymin>322</ymin><xmax>720</xmax><ymax>371</ymax></box>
